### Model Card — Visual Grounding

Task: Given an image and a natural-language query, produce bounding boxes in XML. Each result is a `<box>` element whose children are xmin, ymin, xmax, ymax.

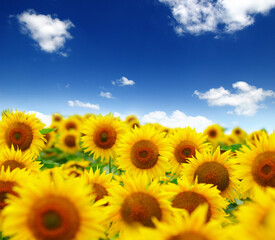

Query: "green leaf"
<box><xmin>40</xmin><ymin>128</ymin><xmax>56</xmax><ymax>135</ymax></box>
<box><xmin>220</xmin><ymin>144</ymin><xmax>243</xmax><ymax>152</ymax></box>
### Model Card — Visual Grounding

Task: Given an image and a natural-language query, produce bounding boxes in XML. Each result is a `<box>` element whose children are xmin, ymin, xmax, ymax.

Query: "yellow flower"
<box><xmin>0</xmin><ymin>111</ymin><xmax>45</xmax><ymax>156</ymax></box>
<box><xmin>2</xmin><ymin>172</ymin><xmax>105</xmax><ymax>240</ymax></box>
<box><xmin>51</xmin><ymin>113</ymin><xmax>63</xmax><ymax>123</ymax></box>
<box><xmin>235</xmin><ymin>131</ymin><xmax>275</xmax><ymax>197</ymax></box>
<box><xmin>168</xmin><ymin>127</ymin><xmax>210</xmax><ymax>175</ymax></box>
<box><xmin>203</xmin><ymin>124</ymin><xmax>225</xmax><ymax>148</ymax></box>
<box><xmin>81</xmin><ymin>114</ymin><xmax>126</xmax><ymax>161</ymax></box>
<box><xmin>0</xmin><ymin>146</ymin><xmax>41</xmax><ymax>173</ymax></box>
<box><xmin>63</xmin><ymin>160</ymin><xmax>90</xmax><ymax>171</ymax></box>
<box><xmin>43</xmin><ymin>131</ymin><xmax>56</xmax><ymax>151</ymax></box>
<box><xmin>60</xmin><ymin>116</ymin><xmax>81</xmax><ymax>132</ymax></box>
<box><xmin>56</xmin><ymin>130</ymin><xmax>81</xmax><ymax>154</ymax></box>
<box><xmin>182</xmin><ymin>147</ymin><xmax>240</xmax><ymax>201</ymax></box>
<box><xmin>125</xmin><ymin>115</ymin><xmax>141</xmax><ymax>129</ymax></box>
<box><xmin>116</xmin><ymin>125</ymin><xmax>172</xmax><ymax>180</ymax></box>
<box><xmin>231</xmin><ymin>127</ymin><xmax>247</xmax><ymax>142</ymax></box>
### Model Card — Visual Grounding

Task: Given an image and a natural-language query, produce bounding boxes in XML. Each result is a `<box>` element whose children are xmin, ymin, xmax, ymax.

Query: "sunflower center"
<box><xmin>94</xmin><ymin>126</ymin><xmax>117</xmax><ymax>149</ymax></box>
<box><xmin>65</xmin><ymin>122</ymin><xmax>77</xmax><ymax>130</ymax></box>
<box><xmin>194</xmin><ymin>162</ymin><xmax>230</xmax><ymax>192</ymax></box>
<box><xmin>64</xmin><ymin>135</ymin><xmax>76</xmax><ymax>148</ymax></box>
<box><xmin>45</xmin><ymin>133</ymin><xmax>50</xmax><ymax>143</ymax></box>
<box><xmin>131</xmin><ymin>140</ymin><xmax>159</xmax><ymax>169</ymax></box>
<box><xmin>209</xmin><ymin>130</ymin><xmax>217</xmax><ymax>138</ymax></box>
<box><xmin>175</xmin><ymin>141</ymin><xmax>196</xmax><ymax>164</ymax></box>
<box><xmin>121</xmin><ymin>192</ymin><xmax>162</xmax><ymax>228</ymax></box>
<box><xmin>132</xmin><ymin>123</ymin><xmax>140</xmax><ymax>129</ymax></box>
<box><xmin>235</xmin><ymin>129</ymin><xmax>241</xmax><ymax>135</ymax></box>
<box><xmin>0</xmin><ymin>181</ymin><xmax>17</xmax><ymax>210</ymax></box>
<box><xmin>2</xmin><ymin>160</ymin><xmax>25</xmax><ymax>172</ymax></box>
<box><xmin>28</xmin><ymin>196</ymin><xmax>80</xmax><ymax>240</ymax></box>
<box><xmin>172</xmin><ymin>191</ymin><xmax>211</xmax><ymax>221</ymax></box>
<box><xmin>251</xmin><ymin>152</ymin><xmax>275</xmax><ymax>187</ymax></box>
<box><xmin>54</xmin><ymin>116</ymin><xmax>62</xmax><ymax>122</ymax></box>
<box><xmin>6</xmin><ymin>123</ymin><xmax>33</xmax><ymax>151</ymax></box>
<box><xmin>168</xmin><ymin>231</ymin><xmax>208</xmax><ymax>240</ymax></box>
<box><xmin>93</xmin><ymin>183</ymin><xmax>108</xmax><ymax>202</ymax></box>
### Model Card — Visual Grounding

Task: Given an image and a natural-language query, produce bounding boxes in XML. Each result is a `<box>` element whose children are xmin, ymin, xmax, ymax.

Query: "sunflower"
<box><xmin>203</xmin><ymin>124</ymin><xmax>225</xmax><ymax>148</ymax></box>
<box><xmin>43</xmin><ymin>131</ymin><xmax>56</xmax><ymax>151</ymax></box>
<box><xmin>168</xmin><ymin>127</ymin><xmax>210</xmax><ymax>175</ymax></box>
<box><xmin>116</xmin><ymin>125</ymin><xmax>172</xmax><ymax>180</ymax></box>
<box><xmin>182</xmin><ymin>147</ymin><xmax>240</xmax><ymax>201</ymax></box>
<box><xmin>122</xmin><ymin>204</ymin><xmax>224</xmax><ymax>240</ymax></box>
<box><xmin>247</xmin><ymin>130</ymin><xmax>267</xmax><ymax>146</ymax></box>
<box><xmin>125</xmin><ymin>115</ymin><xmax>141</xmax><ymax>129</ymax></box>
<box><xmin>81</xmin><ymin>114</ymin><xmax>126</xmax><ymax>161</ymax></box>
<box><xmin>63</xmin><ymin>160</ymin><xmax>90</xmax><ymax>171</ymax></box>
<box><xmin>60</xmin><ymin>116</ymin><xmax>81</xmax><ymax>132</ymax></box>
<box><xmin>231</xmin><ymin>127</ymin><xmax>247</xmax><ymax>142</ymax></box>
<box><xmin>56</xmin><ymin>130</ymin><xmax>81</xmax><ymax>154</ymax></box>
<box><xmin>2</xmin><ymin>172</ymin><xmax>105</xmax><ymax>240</ymax></box>
<box><xmin>0</xmin><ymin>146</ymin><xmax>41</xmax><ymax>173</ymax></box>
<box><xmin>164</xmin><ymin>178</ymin><xmax>228</xmax><ymax>222</ymax></box>
<box><xmin>51</xmin><ymin>113</ymin><xmax>63</xmax><ymax>123</ymax></box>
<box><xmin>106</xmin><ymin>174</ymin><xmax>174</xmax><ymax>238</ymax></box>
<box><xmin>235</xmin><ymin>131</ymin><xmax>275</xmax><ymax>197</ymax></box>
<box><xmin>0</xmin><ymin>111</ymin><xmax>45</xmax><ymax>155</ymax></box>
<box><xmin>82</xmin><ymin>168</ymin><xmax>114</xmax><ymax>205</ymax></box>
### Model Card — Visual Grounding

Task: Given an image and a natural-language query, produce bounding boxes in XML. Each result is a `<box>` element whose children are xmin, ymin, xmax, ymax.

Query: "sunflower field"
<box><xmin>0</xmin><ymin>110</ymin><xmax>274</xmax><ymax>240</ymax></box>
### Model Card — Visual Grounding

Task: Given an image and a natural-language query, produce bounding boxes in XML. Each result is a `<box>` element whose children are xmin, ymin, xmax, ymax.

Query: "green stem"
<box><xmin>109</xmin><ymin>158</ymin><xmax>112</xmax><ymax>173</ymax></box>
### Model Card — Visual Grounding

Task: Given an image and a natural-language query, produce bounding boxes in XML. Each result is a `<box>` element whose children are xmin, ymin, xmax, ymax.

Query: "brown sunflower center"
<box><xmin>65</xmin><ymin>122</ymin><xmax>77</xmax><ymax>130</ymax></box>
<box><xmin>251</xmin><ymin>152</ymin><xmax>275</xmax><ymax>187</ymax></box>
<box><xmin>121</xmin><ymin>192</ymin><xmax>162</xmax><ymax>228</ymax></box>
<box><xmin>131</xmin><ymin>123</ymin><xmax>140</xmax><ymax>129</ymax></box>
<box><xmin>93</xmin><ymin>183</ymin><xmax>108</xmax><ymax>202</ymax></box>
<box><xmin>209</xmin><ymin>130</ymin><xmax>217</xmax><ymax>138</ymax></box>
<box><xmin>172</xmin><ymin>191</ymin><xmax>211</xmax><ymax>221</ymax></box>
<box><xmin>28</xmin><ymin>196</ymin><xmax>80</xmax><ymax>240</ymax></box>
<box><xmin>174</xmin><ymin>141</ymin><xmax>197</xmax><ymax>164</ymax></box>
<box><xmin>235</xmin><ymin>129</ymin><xmax>241</xmax><ymax>135</ymax></box>
<box><xmin>64</xmin><ymin>135</ymin><xmax>76</xmax><ymax>148</ymax></box>
<box><xmin>45</xmin><ymin>133</ymin><xmax>50</xmax><ymax>143</ymax></box>
<box><xmin>6</xmin><ymin>123</ymin><xmax>33</xmax><ymax>151</ymax></box>
<box><xmin>54</xmin><ymin>116</ymin><xmax>62</xmax><ymax>122</ymax></box>
<box><xmin>0</xmin><ymin>181</ymin><xmax>18</xmax><ymax>210</ymax></box>
<box><xmin>130</xmin><ymin>140</ymin><xmax>159</xmax><ymax>169</ymax></box>
<box><xmin>1</xmin><ymin>160</ymin><xmax>25</xmax><ymax>172</ymax></box>
<box><xmin>194</xmin><ymin>162</ymin><xmax>230</xmax><ymax>192</ymax></box>
<box><xmin>168</xmin><ymin>231</ymin><xmax>208</xmax><ymax>240</ymax></box>
<box><xmin>94</xmin><ymin>126</ymin><xmax>117</xmax><ymax>149</ymax></box>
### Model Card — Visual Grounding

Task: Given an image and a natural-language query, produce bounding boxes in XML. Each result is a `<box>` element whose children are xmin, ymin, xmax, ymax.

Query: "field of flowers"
<box><xmin>0</xmin><ymin>110</ymin><xmax>274</xmax><ymax>240</ymax></box>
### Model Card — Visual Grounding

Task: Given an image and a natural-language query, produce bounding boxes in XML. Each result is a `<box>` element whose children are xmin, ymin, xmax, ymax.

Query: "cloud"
<box><xmin>142</xmin><ymin>110</ymin><xmax>213</xmax><ymax>132</ymax></box>
<box><xmin>27</xmin><ymin>111</ymin><xmax>52</xmax><ymax>127</ymax></box>
<box><xmin>100</xmin><ymin>91</ymin><xmax>114</xmax><ymax>99</ymax></box>
<box><xmin>68</xmin><ymin>100</ymin><xmax>100</xmax><ymax>110</ymax></box>
<box><xmin>17</xmin><ymin>10</ymin><xmax>74</xmax><ymax>54</ymax></box>
<box><xmin>112</xmin><ymin>76</ymin><xmax>135</xmax><ymax>86</ymax></box>
<box><xmin>194</xmin><ymin>81</ymin><xmax>275</xmax><ymax>116</ymax></box>
<box><xmin>159</xmin><ymin>0</ymin><xmax>275</xmax><ymax>35</ymax></box>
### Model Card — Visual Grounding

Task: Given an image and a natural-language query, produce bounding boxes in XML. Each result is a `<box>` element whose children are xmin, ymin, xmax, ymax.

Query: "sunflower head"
<box><xmin>52</xmin><ymin>113</ymin><xmax>63</xmax><ymax>123</ymax></box>
<box><xmin>203</xmin><ymin>124</ymin><xmax>225</xmax><ymax>147</ymax></box>
<box><xmin>56</xmin><ymin>130</ymin><xmax>81</xmax><ymax>154</ymax></box>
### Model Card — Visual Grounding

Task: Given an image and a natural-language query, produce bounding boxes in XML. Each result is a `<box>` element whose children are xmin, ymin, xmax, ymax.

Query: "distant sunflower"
<box><xmin>43</xmin><ymin>131</ymin><xmax>56</xmax><ymax>151</ymax></box>
<box><xmin>116</xmin><ymin>125</ymin><xmax>172</xmax><ymax>179</ymax></box>
<box><xmin>0</xmin><ymin>146</ymin><xmax>41</xmax><ymax>173</ymax></box>
<box><xmin>235</xmin><ymin>131</ymin><xmax>275</xmax><ymax>197</ymax></box>
<box><xmin>2</xmin><ymin>172</ymin><xmax>105</xmax><ymax>240</ymax></box>
<box><xmin>56</xmin><ymin>130</ymin><xmax>81</xmax><ymax>154</ymax></box>
<box><xmin>168</xmin><ymin>127</ymin><xmax>210</xmax><ymax>175</ymax></box>
<box><xmin>106</xmin><ymin>174</ymin><xmax>174</xmax><ymax>237</ymax></box>
<box><xmin>182</xmin><ymin>147</ymin><xmax>240</xmax><ymax>201</ymax></box>
<box><xmin>51</xmin><ymin>113</ymin><xmax>63</xmax><ymax>123</ymax></box>
<box><xmin>231</xmin><ymin>127</ymin><xmax>247</xmax><ymax>142</ymax></box>
<box><xmin>61</xmin><ymin>116</ymin><xmax>81</xmax><ymax>132</ymax></box>
<box><xmin>125</xmin><ymin>115</ymin><xmax>141</xmax><ymax>129</ymax></box>
<box><xmin>82</xmin><ymin>168</ymin><xmax>114</xmax><ymax>205</ymax></box>
<box><xmin>203</xmin><ymin>124</ymin><xmax>224</xmax><ymax>148</ymax></box>
<box><xmin>247</xmin><ymin>130</ymin><xmax>267</xmax><ymax>146</ymax></box>
<box><xmin>0</xmin><ymin>111</ymin><xmax>45</xmax><ymax>155</ymax></box>
<box><xmin>63</xmin><ymin>160</ymin><xmax>90</xmax><ymax>171</ymax></box>
<box><xmin>81</xmin><ymin>114</ymin><xmax>126</xmax><ymax>161</ymax></box>
<box><xmin>164</xmin><ymin>178</ymin><xmax>228</xmax><ymax>222</ymax></box>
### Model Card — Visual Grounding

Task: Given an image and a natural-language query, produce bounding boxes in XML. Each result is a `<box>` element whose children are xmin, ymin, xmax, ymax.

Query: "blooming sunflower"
<box><xmin>43</xmin><ymin>131</ymin><xmax>56</xmax><ymax>151</ymax></box>
<box><xmin>82</xmin><ymin>168</ymin><xmax>114</xmax><ymax>205</ymax></box>
<box><xmin>0</xmin><ymin>111</ymin><xmax>45</xmax><ymax>155</ymax></box>
<box><xmin>125</xmin><ymin>115</ymin><xmax>141</xmax><ymax>129</ymax></box>
<box><xmin>231</xmin><ymin>127</ymin><xmax>247</xmax><ymax>143</ymax></box>
<box><xmin>247</xmin><ymin>130</ymin><xmax>267</xmax><ymax>146</ymax></box>
<box><xmin>56</xmin><ymin>130</ymin><xmax>81</xmax><ymax>154</ymax></box>
<box><xmin>2</xmin><ymin>172</ymin><xmax>105</xmax><ymax>240</ymax></box>
<box><xmin>122</xmin><ymin>204</ymin><xmax>224</xmax><ymax>240</ymax></box>
<box><xmin>164</xmin><ymin>178</ymin><xmax>228</xmax><ymax>222</ymax></box>
<box><xmin>0</xmin><ymin>146</ymin><xmax>41</xmax><ymax>173</ymax></box>
<box><xmin>63</xmin><ymin>160</ymin><xmax>90</xmax><ymax>171</ymax></box>
<box><xmin>203</xmin><ymin>124</ymin><xmax>225</xmax><ymax>148</ymax></box>
<box><xmin>182</xmin><ymin>147</ymin><xmax>240</xmax><ymax>201</ymax></box>
<box><xmin>168</xmin><ymin>127</ymin><xmax>210</xmax><ymax>175</ymax></box>
<box><xmin>106</xmin><ymin>174</ymin><xmax>174</xmax><ymax>238</ymax></box>
<box><xmin>116</xmin><ymin>125</ymin><xmax>172</xmax><ymax>180</ymax></box>
<box><xmin>61</xmin><ymin>116</ymin><xmax>81</xmax><ymax>132</ymax></box>
<box><xmin>51</xmin><ymin>113</ymin><xmax>63</xmax><ymax>123</ymax></box>
<box><xmin>81</xmin><ymin>114</ymin><xmax>126</xmax><ymax>161</ymax></box>
<box><xmin>235</xmin><ymin>131</ymin><xmax>275</xmax><ymax>197</ymax></box>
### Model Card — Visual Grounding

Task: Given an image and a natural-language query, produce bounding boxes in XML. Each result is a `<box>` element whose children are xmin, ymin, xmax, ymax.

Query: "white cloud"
<box><xmin>68</xmin><ymin>100</ymin><xmax>100</xmax><ymax>110</ymax></box>
<box><xmin>142</xmin><ymin>110</ymin><xmax>213</xmax><ymax>132</ymax></box>
<box><xmin>194</xmin><ymin>81</ymin><xmax>275</xmax><ymax>116</ymax></box>
<box><xmin>27</xmin><ymin>111</ymin><xmax>52</xmax><ymax>127</ymax></box>
<box><xmin>112</xmin><ymin>76</ymin><xmax>135</xmax><ymax>86</ymax></box>
<box><xmin>100</xmin><ymin>91</ymin><xmax>114</xmax><ymax>99</ymax></box>
<box><xmin>159</xmin><ymin>0</ymin><xmax>275</xmax><ymax>35</ymax></box>
<box><xmin>17</xmin><ymin>10</ymin><xmax>74</xmax><ymax>54</ymax></box>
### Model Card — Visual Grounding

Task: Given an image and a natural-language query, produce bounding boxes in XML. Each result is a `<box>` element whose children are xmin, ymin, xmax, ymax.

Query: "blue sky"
<box><xmin>0</xmin><ymin>0</ymin><xmax>275</xmax><ymax>132</ymax></box>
